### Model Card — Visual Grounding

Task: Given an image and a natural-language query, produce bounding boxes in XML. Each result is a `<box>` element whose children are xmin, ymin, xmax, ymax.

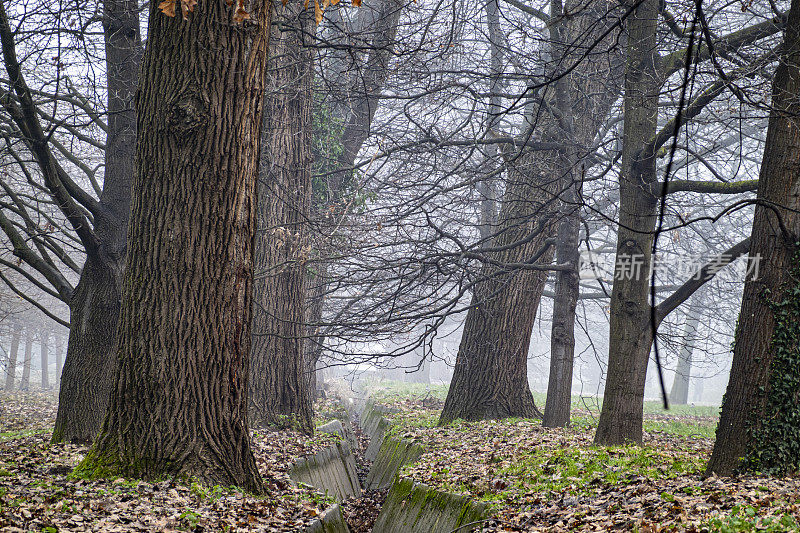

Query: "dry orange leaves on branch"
<box><xmin>158</xmin><ymin>0</ymin><xmax>249</xmax><ymax>21</ymax></box>
<box><xmin>158</xmin><ymin>0</ymin><xmax>361</xmax><ymax>25</ymax></box>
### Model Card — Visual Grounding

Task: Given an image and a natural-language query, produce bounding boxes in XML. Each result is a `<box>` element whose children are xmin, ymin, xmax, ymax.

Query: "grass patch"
<box><xmin>702</xmin><ymin>505</ymin><xmax>800</xmax><ymax>532</ymax></box>
<box><xmin>0</xmin><ymin>428</ymin><xmax>49</xmax><ymax>442</ymax></box>
<box><xmin>499</xmin><ymin>445</ymin><xmax>703</xmax><ymax>495</ymax></box>
<box><xmin>643</xmin><ymin>418</ymin><xmax>717</xmax><ymax>439</ymax></box>
<box><xmin>420</xmin><ymin>444</ymin><xmax>706</xmax><ymax>504</ymax></box>
<box><xmin>363</xmin><ymin>381</ymin><xmax>720</xmax><ymax>421</ymax></box>
<box><xmin>643</xmin><ymin>401</ymin><xmax>720</xmax><ymax>418</ymax></box>
<box><xmin>366</xmin><ymin>380</ymin><xmax>449</xmax><ymax>402</ymax></box>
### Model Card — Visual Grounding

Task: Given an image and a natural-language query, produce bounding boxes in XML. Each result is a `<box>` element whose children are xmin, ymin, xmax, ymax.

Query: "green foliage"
<box><xmin>179</xmin><ymin>510</ymin><xmax>201</xmax><ymax>529</ymax></box>
<box><xmin>703</xmin><ymin>505</ymin><xmax>799</xmax><ymax>532</ymax></box>
<box><xmin>744</xmin><ymin>244</ymin><xmax>800</xmax><ymax>474</ymax></box>
<box><xmin>425</xmin><ymin>445</ymin><xmax>704</xmax><ymax>501</ymax></box>
<box><xmin>311</xmin><ymin>93</ymin><xmax>346</xmax><ymax>206</ymax></box>
<box><xmin>310</xmin><ymin>92</ymin><xmax>376</xmax><ymax>221</ymax></box>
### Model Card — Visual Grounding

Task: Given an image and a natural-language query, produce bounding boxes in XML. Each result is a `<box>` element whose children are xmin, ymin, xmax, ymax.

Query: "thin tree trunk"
<box><xmin>594</xmin><ymin>0</ymin><xmax>660</xmax><ymax>446</ymax></box>
<box><xmin>52</xmin><ymin>0</ymin><xmax>140</xmax><ymax>444</ymax></box>
<box><xmin>40</xmin><ymin>331</ymin><xmax>49</xmax><ymax>390</ymax></box>
<box><xmin>4</xmin><ymin>327</ymin><xmax>20</xmax><ymax>391</ymax></box>
<box><xmin>55</xmin><ymin>334</ymin><xmax>62</xmax><ymax>390</ymax></box>
<box><xmin>304</xmin><ymin>263</ymin><xmax>328</xmax><ymax>397</ymax></box>
<box><xmin>542</xmin><ymin>8</ymin><xmax>585</xmax><ymax>428</ymax></box>
<box><xmin>77</xmin><ymin>0</ymin><xmax>271</xmax><ymax>490</ymax></box>
<box><xmin>477</xmin><ymin>0</ymin><xmax>503</xmax><ymax>241</ymax></box>
<box><xmin>668</xmin><ymin>297</ymin><xmax>700</xmax><ymax>405</ymax></box>
<box><xmin>20</xmin><ymin>330</ymin><xmax>32</xmax><ymax>390</ymax></box>
<box><xmin>249</xmin><ymin>0</ymin><xmax>314</xmax><ymax>434</ymax></box>
<box><xmin>692</xmin><ymin>373</ymin><xmax>704</xmax><ymax>403</ymax></box>
<box><xmin>706</xmin><ymin>0</ymin><xmax>800</xmax><ymax>475</ymax></box>
<box><xmin>543</xmin><ymin>180</ymin><xmax>581</xmax><ymax>427</ymax></box>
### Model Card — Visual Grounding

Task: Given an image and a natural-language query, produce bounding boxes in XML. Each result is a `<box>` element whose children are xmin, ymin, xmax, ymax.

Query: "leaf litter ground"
<box><xmin>3</xmin><ymin>389</ymin><xmax>800</xmax><ymax>532</ymax></box>
<box><xmin>370</xmin><ymin>393</ymin><xmax>800</xmax><ymax>532</ymax></box>
<box><xmin>0</xmin><ymin>392</ymin><xmax>339</xmax><ymax>532</ymax></box>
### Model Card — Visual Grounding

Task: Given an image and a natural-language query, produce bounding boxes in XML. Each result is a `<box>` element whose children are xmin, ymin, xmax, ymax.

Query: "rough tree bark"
<box><xmin>668</xmin><ymin>296</ymin><xmax>701</xmax><ymax>405</ymax></box>
<box><xmin>706</xmin><ymin>0</ymin><xmax>800</xmax><ymax>475</ymax></box>
<box><xmin>543</xmin><ymin>178</ymin><xmax>581</xmax><ymax>427</ymax></box>
<box><xmin>20</xmin><ymin>330</ymin><xmax>32</xmax><ymax>390</ymax></box>
<box><xmin>52</xmin><ymin>0</ymin><xmax>141</xmax><ymax>443</ymax></box>
<box><xmin>438</xmin><ymin>153</ymin><xmax>560</xmax><ymax>423</ymax></box>
<box><xmin>249</xmin><ymin>0</ymin><xmax>315</xmax><ymax>434</ymax></box>
<box><xmin>40</xmin><ymin>331</ymin><xmax>49</xmax><ymax>390</ymax></box>
<box><xmin>4</xmin><ymin>326</ymin><xmax>19</xmax><ymax>390</ymax></box>
<box><xmin>76</xmin><ymin>0</ymin><xmax>271</xmax><ymax>491</ymax></box>
<box><xmin>441</xmin><ymin>0</ymin><xmax>623</xmax><ymax>425</ymax></box>
<box><xmin>594</xmin><ymin>0</ymin><xmax>660</xmax><ymax>446</ymax></box>
<box><xmin>594</xmin><ymin>0</ymin><xmax>781</xmax><ymax>445</ymax></box>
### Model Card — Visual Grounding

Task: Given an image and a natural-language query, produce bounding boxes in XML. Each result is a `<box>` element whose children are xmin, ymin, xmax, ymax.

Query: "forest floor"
<box><xmin>2</xmin><ymin>387</ymin><xmax>800</xmax><ymax>532</ymax></box>
<box><xmin>0</xmin><ymin>391</ymin><xmax>341</xmax><ymax>532</ymax></box>
<box><xmin>366</xmin><ymin>384</ymin><xmax>800</xmax><ymax>532</ymax></box>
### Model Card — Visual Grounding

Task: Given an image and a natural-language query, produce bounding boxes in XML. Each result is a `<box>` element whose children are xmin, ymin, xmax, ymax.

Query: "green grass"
<box><xmin>643</xmin><ymin>400</ymin><xmax>720</xmax><ymax>418</ymax></box>
<box><xmin>643</xmin><ymin>418</ymin><xmax>717</xmax><ymax>438</ymax></box>
<box><xmin>366</xmin><ymin>380</ymin><xmax>449</xmax><ymax>402</ymax></box>
<box><xmin>499</xmin><ymin>445</ymin><xmax>703</xmax><ymax>495</ymax></box>
<box><xmin>0</xmin><ymin>428</ymin><xmax>49</xmax><ymax>442</ymax></box>
<box><xmin>702</xmin><ymin>505</ymin><xmax>800</xmax><ymax>532</ymax></box>
<box><xmin>419</xmin><ymin>444</ymin><xmax>706</xmax><ymax>503</ymax></box>
<box><xmin>365</xmin><ymin>381</ymin><xmax>720</xmax><ymax>420</ymax></box>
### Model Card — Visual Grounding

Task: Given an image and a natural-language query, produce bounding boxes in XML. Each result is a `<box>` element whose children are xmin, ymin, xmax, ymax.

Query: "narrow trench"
<box><xmin>340</xmin><ymin>409</ymin><xmax>388</xmax><ymax>533</ymax></box>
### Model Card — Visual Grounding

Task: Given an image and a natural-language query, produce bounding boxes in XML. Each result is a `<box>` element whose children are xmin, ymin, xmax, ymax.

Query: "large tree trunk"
<box><xmin>20</xmin><ymin>330</ymin><xmax>32</xmax><ymax>390</ymax></box>
<box><xmin>594</xmin><ymin>0</ymin><xmax>660</xmax><ymax>446</ymax></box>
<box><xmin>706</xmin><ymin>0</ymin><xmax>800</xmax><ymax>475</ymax></box>
<box><xmin>77</xmin><ymin>0</ymin><xmax>271</xmax><ymax>491</ymax></box>
<box><xmin>249</xmin><ymin>0</ymin><xmax>314</xmax><ymax>434</ymax></box>
<box><xmin>440</xmin><ymin>0</ymin><xmax>624</xmax><ymax>425</ymax></box>
<box><xmin>668</xmin><ymin>297</ymin><xmax>701</xmax><ymax>405</ymax></box>
<box><xmin>54</xmin><ymin>259</ymin><xmax>123</xmax><ymax>442</ymax></box>
<box><xmin>52</xmin><ymin>0</ymin><xmax>140</xmax><ymax>444</ymax></box>
<box><xmin>439</xmin><ymin>156</ymin><xmax>559</xmax><ymax>424</ymax></box>
<box><xmin>40</xmin><ymin>331</ymin><xmax>49</xmax><ymax>390</ymax></box>
<box><xmin>4</xmin><ymin>326</ymin><xmax>19</xmax><ymax>391</ymax></box>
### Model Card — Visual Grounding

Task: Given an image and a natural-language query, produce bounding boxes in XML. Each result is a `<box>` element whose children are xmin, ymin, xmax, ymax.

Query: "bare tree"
<box><xmin>708</xmin><ymin>0</ymin><xmax>800</xmax><ymax>475</ymax></box>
